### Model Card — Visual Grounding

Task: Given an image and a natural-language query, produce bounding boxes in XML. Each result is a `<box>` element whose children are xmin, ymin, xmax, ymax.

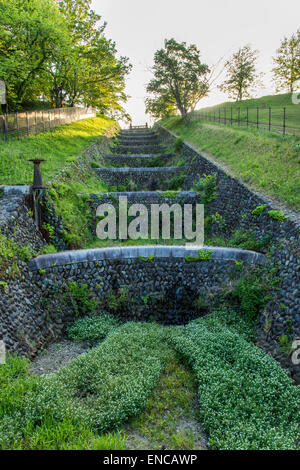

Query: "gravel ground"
<box><xmin>31</xmin><ymin>339</ymin><xmax>91</xmax><ymax>375</ymax></box>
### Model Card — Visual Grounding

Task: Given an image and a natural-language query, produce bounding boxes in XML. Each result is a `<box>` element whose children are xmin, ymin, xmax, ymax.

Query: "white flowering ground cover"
<box><xmin>170</xmin><ymin>310</ymin><xmax>300</xmax><ymax>450</ymax></box>
<box><xmin>0</xmin><ymin>311</ymin><xmax>299</xmax><ymax>450</ymax></box>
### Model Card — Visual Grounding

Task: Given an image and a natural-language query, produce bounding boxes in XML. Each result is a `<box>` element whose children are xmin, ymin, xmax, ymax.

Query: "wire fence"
<box><xmin>189</xmin><ymin>106</ymin><xmax>300</xmax><ymax>136</ymax></box>
<box><xmin>0</xmin><ymin>107</ymin><xmax>96</xmax><ymax>142</ymax></box>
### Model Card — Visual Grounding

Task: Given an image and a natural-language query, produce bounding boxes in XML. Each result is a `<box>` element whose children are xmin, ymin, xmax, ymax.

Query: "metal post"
<box><xmin>238</xmin><ymin>108</ymin><xmax>240</xmax><ymax>126</ymax></box>
<box><xmin>26</xmin><ymin>112</ymin><xmax>29</xmax><ymax>136</ymax></box>
<box><xmin>231</xmin><ymin>107</ymin><xmax>233</xmax><ymax>125</ymax></box>
<box><xmin>224</xmin><ymin>108</ymin><xmax>226</xmax><ymax>125</ymax></box>
<box><xmin>35</xmin><ymin>111</ymin><xmax>37</xmax><ymax>134</ymax></box>
<box><xmin>28</xmin><ymin>159</ymin><xmax>47</xmax><ymax>229</ymax></box>
<box><xmin>246</xmin><ymin>107</ymin><xmax>249</xmax><ymax>127</ymax></box>
<box><xmin>283</xmin><ymin>107</ymin><xmax>286</xmax><ymax>136</ymax></box>
<box><xmin>257</xmin><ymin>108</ymin><xmax>259</xmax><ymax>129</ymax></box>
<box><xmin>269</xmin><ymin>107</ymin><xmax>271</xmax><ymax>132</ymax></box>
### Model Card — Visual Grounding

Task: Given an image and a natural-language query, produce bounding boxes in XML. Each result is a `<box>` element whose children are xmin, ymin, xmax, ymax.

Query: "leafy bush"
<box><xmin>170</xmin><ymin>310</ymin><xmax>300</xmax><ymax>450</ymax></box>
<box><xmin>67</xmin><ymin>314</ymin><xmax>120</xmax><ymax>344</ymax></box>
<box><xmin>66</xmin><ymin>282</ymin><xmax>97</xmax><ymax>316</ymax></box>
<box><xmin>174</xmin><ymin>137</ymin><xmax>184</xmax><ymax>153</ymax></box>
<box><xmin>192</xmin><ymin>173</ymin><xmax>217</xmax><ymax>204</ymax></box>
<box><xmin>16</xmin><ymin>244</ymin><xmax>36</xmax><ymax>261</ymax></box>
<box><xmin>232</xmin><ymin>274</ymin><xmax>267</xmax><ymax>320</ymax></box>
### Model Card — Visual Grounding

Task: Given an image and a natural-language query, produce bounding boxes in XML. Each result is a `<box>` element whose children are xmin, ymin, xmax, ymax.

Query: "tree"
<box><xmin>272</xmin><ymin>30</ymin><xmax>300</xmax><ymax>93</ymax></box>
<box><xmin>146</xmin><ymin>39</ymin><xmax>210</xmax><ymax>123</ymax></box>
<box><xmin>219</xmin><ymin>45</ymin><xmax>261</xmax><ymax>101</ymax></box>
<box><xmin>0</xmin><ymin>0</ymin><xmax>69</xmax><ymax>109</ymax></box>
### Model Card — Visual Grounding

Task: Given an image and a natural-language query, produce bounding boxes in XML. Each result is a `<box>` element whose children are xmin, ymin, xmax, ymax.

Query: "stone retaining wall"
<box><xmin>94</xmin><ymin>167</ymin><xmax>186</xmax><ymax>190</ymax></box>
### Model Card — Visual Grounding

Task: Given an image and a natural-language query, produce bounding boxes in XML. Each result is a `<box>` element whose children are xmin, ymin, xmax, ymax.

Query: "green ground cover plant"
<box><xmin>169</xmin><ymin>310</ymin><xmax>300</xmax><ymax>450</ymax></box>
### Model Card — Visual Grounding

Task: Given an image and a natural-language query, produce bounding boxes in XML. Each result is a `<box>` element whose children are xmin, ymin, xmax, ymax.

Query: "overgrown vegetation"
<box><xmin>169</xmin><ymin>310</ymin><xmax>300</xmax><ymax>450</ymax></box>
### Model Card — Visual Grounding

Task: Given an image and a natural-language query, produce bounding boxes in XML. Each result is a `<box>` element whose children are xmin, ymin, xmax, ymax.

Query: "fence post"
<box><xmin>219</xmin><ymin>108</ymin><xmax>221</xmax><ymax>123</ymax></box>
<box><xmin>3</xmin><ymin>114</ymin><xmax>8</xmax><ymax>142</ymax></box>
<box><xmin>257</xmin><ymin>107</ymin><xmax>259</xmax><ymax>129</ymax></box>
<box><xmin>49</xmin><ymin>111</ymin><xmax>51</xmax><ymax>130</ymax></box>
<box><xmin>224</xmin><ymin>108</ymin><xmax>226</xmax><ymax>125</ymax></box>
<box><xmin>238</xmin><ymin>108</ymin><xmax>240</xmax><ymax>126</ymax></box>
<box><xmin>26</xmin><ymin>112</ymin><xmax>29</xmax><ymax>136</ymax></box>
<box><xmin>35</xmin><ymin>111</ymin><xmax>37</xmax><ymax>134</ymax></box>
<box><xmin>42</xmin><ymin>111</ymin><xmax>45</xmax><ymax>131</ymax></box>
<box><xmin>269</xmin><ymin>107</ymin><xmax>271</xmax><ymax>132</ymax></box>
<box><xmin>231</xmin><ymin>107</ymin><xmax>233</xmax><ymax>125</ymax></box>
<box><xmin>16</xmin><ymin>112</ymin><xmax>20</xmax><ymax>140</ymax></box>
<box><xmin>283</xmin><ymin>107</ymin><xmax>286</xmax><ymax>136</ymax></box>
<box><xmin>246</xmin><ymin>107</ymin><xmax>249</xmax><ymax>127</ymax></box>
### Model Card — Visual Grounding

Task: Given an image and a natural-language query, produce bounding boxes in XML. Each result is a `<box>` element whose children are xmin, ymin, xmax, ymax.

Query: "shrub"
<box><xmin>174</xmin><ymin>137</ymin><xmax>184</xmax><ymax>153</ymax></box>
<box><xmin>39</xmin><ymin>244</ymin><xmax>57</xmax><ymax>255</ymax></box>
<box><xmin>167</xmin><ymin>173</ymin><xmax>186</xmax><ymax>191</ymax></box>
<box><xmin>192</xmin><ymin>173</ymin><xmax>217</xmax><ymax>204</ymax></box>
<box><xmin>66</xmin><ymin>282</ymin><xmax>97</xmax><ymax>316</ymax></box>
<box><xmin>232</xmin><ymin>274</ymin><xmax>267</xmax><ymax>320</ymax></box>
<box><xmin>67</xmin><ymin>314</ymin><xmax>120</xmax><ymax>344</ymax></box>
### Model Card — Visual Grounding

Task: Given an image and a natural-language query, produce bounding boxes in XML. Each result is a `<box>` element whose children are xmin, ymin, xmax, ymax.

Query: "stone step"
<box><xmin>94</xmin><ymin>167</ymin><xmax>186</xmax><ymax>191</ymax></box>
<box><xmin>111</xmin><ymin>145</ymin><xmax>167</xmax><ymax>154</ymax></box>
<box><xmin>119</xmin><ymin>131</ymin><xmax>156</xmax><ymax>137</ymax></box>
<box><xmin>118</xmin><ymin>138</ymin><xmax>159</xmax><ymax>145</ymax></box>
<box><xmin>104</xmin><ymin>153</ymin><xmax>172</xmax><ymax>168</ymax></box>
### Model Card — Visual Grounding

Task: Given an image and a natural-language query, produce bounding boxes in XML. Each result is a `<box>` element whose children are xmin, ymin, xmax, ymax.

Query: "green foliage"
<box><xmin>0</xmin><ymin>355</ymin><xmax>124</xmax><ymax>450</ymax></box>
<box><xmin>169</xmin><ymin>310</ymin><xmax>300</xmax><ymax>450</ymax></box>
<box><xmin>105</xmin><ymin>287</ymin><xmax>129</xmax><ymax>313</ymax></box>
<box><xmin>138</xmin><ymin>254</ymin><xmax>155</xmax><ymax>262</ymax></box>
<box><xmin>146</xmin><ymin>38</ymin><xmax>209</xmax><ymax>122</ymax></box>
<box><xmin>232</xmin><ymin>274</ymin><xmax>267</xmax><ymax>320</ymax></box>
<box><xmin>167</xmin><ymin>173</ymin><xmax>186</xmax><ymax>190</ymax></box>
<box><xmin>185</xmin><ymin>249</ymin><xmax>212</xmax><ymax>262</ymax></box>
<box><xmin>267</xmin><ymin>210</ymin><xmax>286</xmax><ymax>222</ymax></box>
<box><xmin>278</xmin><ymin>334</ymin><xmax>293</xmax><ymax>354</ymax></box>
<box><xmin>192</xmin><ymin>173</ymin><xmax>217</xmax><ymax>203</ymax></box>
<box><xmin>66</xmin><ymin>282</ymin><xmax>97</xmax><ymax>316</ymax></box>
<box><xmin>174</xmin><ymin>137</ymin><xmax>184</xmax><ymax>153</ymax></box>
<box><xmin>42</xmin><ymin>223</ymin><xmax>55</xmax><ymax>241</ymax></box>
<box><xmin>16</xmin><ymin>244</ymin><xmax>36</xmax><ymax>262</ymax></box>
<box><xmin>251</xmin><ymin>204</ymin><xmax>267</xmax><ymax>217</ymax></box>
<box><xmin>39</xmin><ymin>244</ymin><xmax>57</xmax><ymax>255</ymax></box>
<box><xmin>67</xmin><ymin>313</ymin><xmax>120</xmax><ymax>344</ymax></box>
<box><xmin>23</xmin><ymin>323</ymin><xmax>170</xmax><ymax>435</ymax></box>
<box><xmin>211</xmin><ymin>212</ymin><xmax>226</xmax><ymax>229</ymax></box>
<box><xmin>0</xmin><ymin>0</ymin><xmax>131</xmax><ymax>115</ymax></box>
<box><xmin>229</xmin><ymin>229</ymin><xmax>272</xmax><ymax>252</ymax></box>
<box><xmin>219</xmin><ymin>45</ymin><xmax>261</xmax><ymax>101</ymax></box>
<box><xmin>272</xmin><ymin>30</ymin><xmax>300</xmax><ymax>93</ymax></box>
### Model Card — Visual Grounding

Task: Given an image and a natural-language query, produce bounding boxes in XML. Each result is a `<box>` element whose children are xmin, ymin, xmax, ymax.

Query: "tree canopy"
<box><xmin>272</xmin><ymin>30</ymin><xmax>300</xmax><ymax>93</ymax></box>
<box><xmin>146</xmin><ymin>38</ymin><xmax>209</xmax><ymax>122</ymax></box>
<box><xmin>219</xmin><ymin>45</ymin><xmax>261</xmax><ymax>102</ymax></box>
<box><xmin>0</xmin><ymin>0</ymin><xmax>131</xmax><ymax>118</ymax></box>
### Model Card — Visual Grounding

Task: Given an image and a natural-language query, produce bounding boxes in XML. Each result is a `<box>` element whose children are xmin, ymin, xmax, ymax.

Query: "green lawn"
<box><xmin>193</xmin><ymin>93</ymin><xmax>300</xmax><ymax>132</ymax></box>
<box><xmin>160</xmin><ymin>116</ymin><xmax>300</xmax><ymax>210</ymax></box>
<box><xmin>0</xmin><ymin>116</ymin><xmax>117</xmax><ymax>185</ymax></box>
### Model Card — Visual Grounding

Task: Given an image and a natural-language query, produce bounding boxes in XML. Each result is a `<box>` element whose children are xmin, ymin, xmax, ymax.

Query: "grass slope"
<box><xmin>194</xmin><ymin>92</ymin><xmax>300</xmax><ymax>131</ymax></box>
<box><xmin>0</xmin><ymin>116</ymin><xmax>116</xmax><ymax>185</ymax></box>
<box><xmin>161</xmin><ymin>116</ymin><xmax>300</xmax><ymax>210</ymax></box>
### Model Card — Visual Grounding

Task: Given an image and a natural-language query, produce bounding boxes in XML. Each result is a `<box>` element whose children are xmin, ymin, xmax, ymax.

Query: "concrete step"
<box><xmin>118</xmin><ymin>137</ymin><xmax>159</xmax><ymax>145</ymax></box>
<box><xmin>104</xmin><ymin>153</ymin><xmax>172</xmax><ymax>168</ymax></box>
<box><xmin>94</xmin><ymin>167</ymin><xmax>186</xmax><ymax>191</ymax></box>
<box><xmin>110</xmin><ymin>145</ymin><xmax>167</xmax><ymax>154</ymax></box>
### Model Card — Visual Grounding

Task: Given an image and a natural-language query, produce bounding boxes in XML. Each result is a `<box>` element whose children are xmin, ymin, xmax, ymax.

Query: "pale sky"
<box><xmin>91</xmin><ymin>0</ymin><xmax>300</xmax><ymax>125</ymax></box>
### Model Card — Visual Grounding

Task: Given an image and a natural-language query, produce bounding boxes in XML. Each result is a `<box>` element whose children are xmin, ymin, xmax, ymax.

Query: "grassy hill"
<box><xmin>0</xmin><ymin>116</ymin><xmax>117</xmax><ymax>185</ymax></box>
<box><xmin>161</xmin><ymin>110</ymin><xmax>300</xmax><ymax>211</ymax></box>
<box><xmin>193</xmin><ymin>93</ymin><xmax>300</xmax><ymax>133</ymax></box>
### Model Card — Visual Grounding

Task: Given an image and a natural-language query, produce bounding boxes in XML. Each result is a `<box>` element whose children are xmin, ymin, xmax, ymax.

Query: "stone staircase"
<box><xmin>94</xmin><ymin>126</ymin><xmax>186</xmax><ymax>191</ymax></box>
